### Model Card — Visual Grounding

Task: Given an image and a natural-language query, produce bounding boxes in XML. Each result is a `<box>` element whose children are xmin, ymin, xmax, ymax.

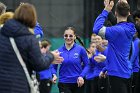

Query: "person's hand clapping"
<box><xmin>96</xmin><ymin>44</ymin><xmax>105</xmax><ymax>52</ymax></box>
<box><xmin>94</xmin><ymin>54</ymin><xmax>106</xmax><ymax>62</ymax></box>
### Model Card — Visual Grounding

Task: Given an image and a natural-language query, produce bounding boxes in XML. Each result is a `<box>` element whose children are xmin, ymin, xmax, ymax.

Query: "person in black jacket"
<box><xmin>0</xmin><ymin>3</ymin><xmax>63</xmax><ymax>93</ymax></box>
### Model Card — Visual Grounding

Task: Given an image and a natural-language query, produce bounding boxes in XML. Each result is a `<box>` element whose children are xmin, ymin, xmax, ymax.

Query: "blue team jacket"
<box><xmin>93</xmin><ymin>10</ymin><xmax>136</xmax><ymax>78</ymax></box>
<box><xmin>52</xmin><ymin>43</ymin><xmax>89</xmax><ymax>83</ymax></box>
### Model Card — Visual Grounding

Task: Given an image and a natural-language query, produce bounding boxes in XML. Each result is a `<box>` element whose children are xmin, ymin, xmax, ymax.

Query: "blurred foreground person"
<box><xmin>0</xmin><ymin>3</ymin><xmax>63</xmax><ymax>93</ymax></box>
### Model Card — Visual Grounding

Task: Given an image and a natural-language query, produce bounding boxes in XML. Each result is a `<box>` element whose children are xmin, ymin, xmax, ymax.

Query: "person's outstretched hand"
<box><xmin>104</xmin><ymin>0</ymin><xmax>114</xmax><ymax>12</ymax></box>
<box><xmin>51</xmin><ymin>50</ymin><xmax>64</xmax><ymax>64</ymax></box>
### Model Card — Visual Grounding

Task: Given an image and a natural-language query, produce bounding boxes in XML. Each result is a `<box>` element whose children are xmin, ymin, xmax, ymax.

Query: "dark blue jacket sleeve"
<box><xmin>51</xmin><ymin>64</ymin><xmax>57</xmax><ymax>75</ymax></box>
<box><xmin>51</xmin><ymin>64</ymin><xmax>58</xmax><ymax>75</ymax></box>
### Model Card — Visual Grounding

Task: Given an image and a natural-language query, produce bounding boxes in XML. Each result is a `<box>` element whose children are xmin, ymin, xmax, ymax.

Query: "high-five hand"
<box><xmin>51</xmin><ymin>50</ymin><xmax>64</xmax><ymax>64</ymax></box>
<box><xmin>104</xmin><ymin>0</ymin><xmax>114</xmax><ymax>12</ymax></box>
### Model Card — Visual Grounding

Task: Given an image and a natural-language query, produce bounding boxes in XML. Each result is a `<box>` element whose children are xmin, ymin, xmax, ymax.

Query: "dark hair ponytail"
<box><xmin>75</xmin><ymin>35</ymin><xmax>90</xmax><ymax>54</ymax></box>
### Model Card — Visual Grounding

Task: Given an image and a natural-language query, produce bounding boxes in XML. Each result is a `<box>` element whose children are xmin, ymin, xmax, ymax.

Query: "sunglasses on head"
<box><xmin>64</xmin><ymin>34</ymin><xmax>74</xmax><ymax>38</ymax></box>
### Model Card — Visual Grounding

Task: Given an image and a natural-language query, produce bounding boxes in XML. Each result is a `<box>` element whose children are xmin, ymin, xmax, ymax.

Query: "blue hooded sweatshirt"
<box><xmin>93</xmin><ymin>10</ymin><xmax>136</xmax><ymax>78</ymax></box>
<box><xmin>52</xmin><ymin>43</ymin><xmax>89</xmax><ymax>83</ymax></box>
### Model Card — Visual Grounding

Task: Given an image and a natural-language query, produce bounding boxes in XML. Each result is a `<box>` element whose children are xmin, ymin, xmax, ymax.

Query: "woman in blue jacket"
<box><xmin>53</xmin><ymin>27</ymin><xmax>89</xmax><ymax>93</ymax></box>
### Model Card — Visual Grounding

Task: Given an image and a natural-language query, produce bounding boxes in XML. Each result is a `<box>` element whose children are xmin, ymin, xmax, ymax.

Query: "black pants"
<box><xmin>109</xmin><ymin>76</ymin><xmax>131</xmax><ymax>93</ymax></box>
<box><xmin>58</xmin><ymin>82</ymin><xmax>85</xmax><ymax>93</ymax></box>
<box><xmin>39</xmin><ymin>79</ymin><xmax>52</xmax><ymax>93</ymax></box>
<box><xmin>92</xmin><ymin>77</ymin><xmax>109</xmax><ymax>93</ymax></box>
<box><xmin>85</xmin><ymin>79</ymin><xmax>94</xmax><ymax>93</ymax></box>
<box><xmin>132</xmin><ymin>72</ymin><xmax>139</xmax><ymax>93</ymax></box>
<box><xmin>133</xmin><ymin>71</ymin><xmax>140</xmax><ymax>93</ymax></box>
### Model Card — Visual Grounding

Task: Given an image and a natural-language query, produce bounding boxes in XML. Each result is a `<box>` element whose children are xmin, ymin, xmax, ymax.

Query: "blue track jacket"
<box><xmin>93</xmin><ymin>10</ymin><xmax>136</xmax><ymax>78</ymax></box>
<box><xmin>52</xmin><ymin>43</ymin><xmax>89</xmax><ymax>83</ymax></box>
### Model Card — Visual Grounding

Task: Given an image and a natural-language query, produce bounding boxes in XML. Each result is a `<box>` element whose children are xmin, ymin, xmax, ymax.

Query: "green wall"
<box><xmin>50</xmin><ymin>38</ymin><xmax>90</xmax><ymax>50</ymax></box>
